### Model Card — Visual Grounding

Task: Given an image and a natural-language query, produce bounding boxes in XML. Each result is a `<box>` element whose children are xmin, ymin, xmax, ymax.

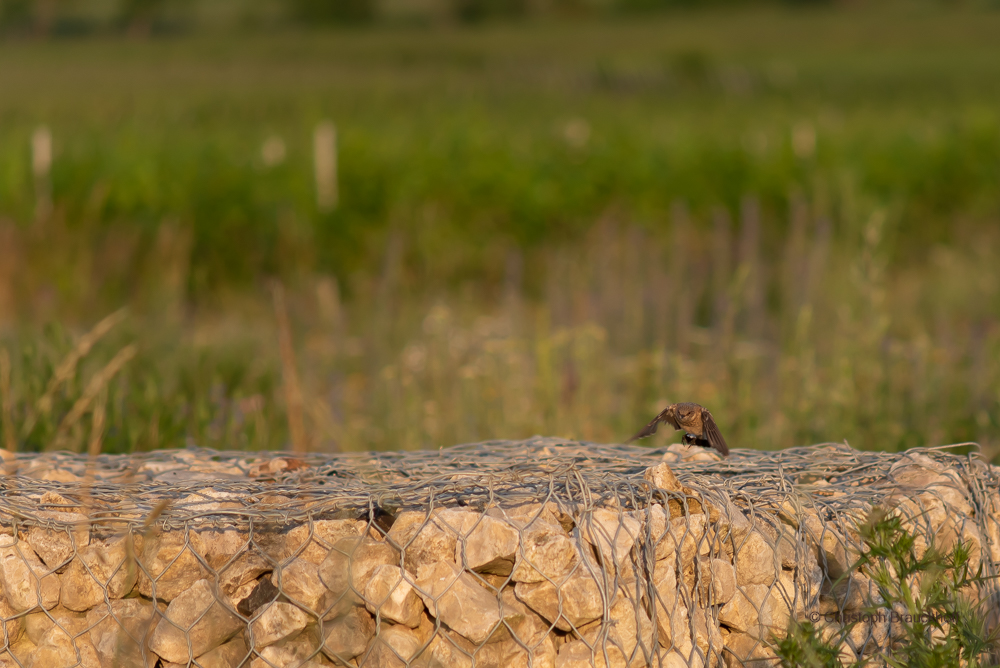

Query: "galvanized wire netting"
<box><xmin>0</xmin><ymin>438</ymin><xmax>997</xmax><ymax>668</ymax></box>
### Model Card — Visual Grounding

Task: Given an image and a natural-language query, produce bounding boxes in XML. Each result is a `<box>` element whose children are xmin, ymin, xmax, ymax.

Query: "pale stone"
<box><xmin>251</xmin><ymin>632</ymin><xmax>329</xmax><ymax>668</ymax></box>
<box><xmin>654</xmin><ymin>648</ymin><xmax>695</xmax><ymax>668</ymax></box>
<box><xmin>426</xmin><ymin>629</ymin><xmax>504</xmax><ymax>668</ymax></box>
<box><xmin>734</xmin><ymin>530</ymin><xmax>778</xmax><ymax>586</ymax></box>
<box><xmin>644</xmin><ymin>463</ymin><xmax>684</xmax><ymax>493</ymax></box>
<box><xmin>579</xmin><ymin>508</ymin><xmax>642</xmax><ymax>571</ymax></box>
<box><xmin>499</xmin><ymin>590</ymin><xmax>558</xmax><ymax>668</ymax></box>
<box><xmin>487</xmin><ymin>503</ymin><xmax>563</xmax><ymax>530</ymax></box>
<box><xmin>668</xmin><ymin>514</ymin><xmax>710</xmax><ymax>569</ymax></box>
<box><xmin>86</xmin><ymin>598</ymin><xmax>161</xmax><ymax>667</ymax></box>
<box><xmin>500</xmin><ymin>588</ymin><xmax>553</xmax><ymax>647</ymax></box>
<box><xmin>318</xmin><ymin>536</ymin><xmax>400</xmax><ymax>606</ymax></box>
<box><xmin>137</xmin><ymin>530</ymin><xmax>212</xmax><ymax>602</ymax></box>
<box><xmin>365</xmin><ymin>564</ymin><xmax>424</xmax><ymax>628</ymax></box>
<box><xmin>387</xmin><ymin>511</ymin><xmax>460</xmax><ymax>573</ymax></box>
<box><xmin>321</xmin><ymin>605</ymin><xmax>375</xmax><ymax>661</ymax></box>
<box><xmin>722</xmin><ymin>632</ymin><xmax>778</xmax><ymax>668</ymax></box>
<box><xmin>24</xmin><ymin>511</ymin><xmax>91</xmax><ymax>569</ymax></box>
<box><xmin>510</xmin><ymin>521</ymin><xmax>579</xmax><ymax>583</ymax></box>
<box><xmin>556</xmin><ymin>640</ymin><xmax>612</xmax><ymax>668</ymax></box>
<box><xmin>282</xmin><ymin>519</ymin><xmax>366</xmax><ymax>565</ymax></box>
<box><xmin>148</xmin><ymin>579</ymin><xmax>243</xmax><ymax>663</ymax></box>
<box><xmin>639</xmin><ymin>505</ymin><xmax>679</xmax><ymax>564</ymax></box>
<box><xmin>23</xmin><ymin>607</ymin><xmax>87</xmax><ymax>646</ymax></box>
<box><xmin>26</xmin><ymin>623</ymin><xmax>101</xmax><ymax>668</ymax></box>
<box><xmin>455</xmin><ymin>515</ymin><xmax>520</xmax><ymax>576</ymax></box>
<box><xmin>260</xmin><ymin>519</ymin><xmax>365</xmax><ymax>566</ymax></box>
<box><xmin>365</xmin><ymin>625</ymin><xmax>425</xmax><ymax>668</ymax></box>
<box><xmin>0</xmin><ymin>597</ymin><xmax>23</xmax><ymax>647</ymax></box>
<box><xmin>197</xmin><ymin>636</ymin><xmax>249</xmax><ymax>668</ymax></box>
<box><xmin>718</xmin><ymin>584</ymin><xmax>793</xmax><ymax>640</ymax></box>
<box><xmin>690</xmin><ymin>607</ymin><xmax>724</xmax><ymax>662</ymax></box>
<box><xmin>271</xmin><ymin>557</ymin><xmax>327</xmax><ymax>615</ymax></box>
<box><xmin>250</xmin><ymin>601</ymin><xmax>311</xmax><ymax>649</ymax></box>
<box><xmin>652</xmin><ymin>562</ymin><xmax>692</xmax><ymax>655</ymax></box>
<box><xmin>800</xmin><ymin>512</ymin><xmax>857</xmax><ymax>580</ymax></box>
<box><xmin>578</xmin><ymin>596</ymin><xmax>655</xmax><ymax>666</ymax></box>
<box><xmin>695</xmin><ymin>557</ymin><xmax>736</xmax><ymax>606</ymax></box>
<box><xmin>60</xmin><ymin>535</ymin><xmax>140</xmax><ymax>611</ymax></box>
<box><xmin>514</xmin><ymin>569</ymin><xmax>603</xmax><ymax>632</ymax></box>
<box><xmin>417</xmin><ymin>561</ymin><xmax>503</xmax><ymax>643</ymax></box>
<box><xmin>0</xmin><ymin>540</ymin><xmax>60</xmax><ymax>612</ymax></box>
<box><xmin>4</xmin><ymin>637</ymin><xmax>39</xmax><ymax>668</ymax></box>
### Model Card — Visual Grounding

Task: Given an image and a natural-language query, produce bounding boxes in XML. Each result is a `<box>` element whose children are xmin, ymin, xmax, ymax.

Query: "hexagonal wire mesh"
<box><xmin>0</xmin><ymin>438</ymin><xmax>997</xmax><ymax>667</ymax></box>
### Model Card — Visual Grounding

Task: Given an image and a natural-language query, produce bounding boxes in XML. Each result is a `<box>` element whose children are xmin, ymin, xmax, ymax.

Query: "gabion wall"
<box><xmin>0</xmin><ymin>438</ymin><xmax>997</xmax><ymax>667</ymax></box>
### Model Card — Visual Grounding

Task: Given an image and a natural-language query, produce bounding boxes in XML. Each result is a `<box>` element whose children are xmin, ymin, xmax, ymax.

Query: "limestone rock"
<box><xmin>251</xmin><ymin>633</ymin><xmax>329</xmax><ymax>668</ymax></box>
<box><xmin>87</xmin><ymin>598</ymin><xmax>161</xmax><ymax>668</ymax></box>
<box><xmin>148</xmin><ymin>579</ymin><xmax>243</xmax><ymax>663</ymax></box>
<box><xmin>800</xmin><ymin>512</ymin><xmax>857</xmax><ymax>580</ymax></box>
<box><xmin>644</xmin><ymin>463</ymin><xmax>684</xmax><ymax>493</ymax></box>
<box><xmin>733</xmin><ymin>530</ymin><xmax>778</xmax><ymax>587</ymax></box>
<box><xmin>417</xmin><ymin>561</ymin><xmax>502</xmax><ymax>644</ymax></box>
<box><xmin>261</xmin><ymin>519</ymin><xmax>365</xmax><ymax>566</ymax></box>
<box><xmin>0</xmin><ymin>538</ymin><xmax>60</xmax><ymax>612</ymax></box>
<box><xmin>455</xmin><ymin>515</ymin><xmax>519</xmax><ymax>576</ymax></box>
<box><xmin>365</xmin><ymin>625</ymin><xmax>426</xmax><ymax>668</ymax></box>
<box><xmin>690</xmin><ymin>607</ymin><xmax>724</xmax><ymax>662</ymax></box>
<box><xmin>26</xmin><ymin>624</ymin><xmax>101</xmax><ymax>668</ymax></box>
<box><xmin>387</xmin><ymin>511</ymin><xmax>460</xmax><ymax>573</ymax></box>
<box><xmin>197</xmin><ymin>636</ymin><xmax>249</xmax><ymax>668</ymax></box>
<box><xmin>577</xmin><ymin>596</ymin><xmax>655</xmax><ymax>666</ymax></box>
<box><xmin>426</xmin><ymin>629</ymin><xmax>503</xmax><ymax>668</ymax></box>
<box><xmin>514</xmin><ymin>569</ymin><xmax>603</xmax><ymax>632</ymax></box>
<box><xmin>652</xmin><ymin>562</ymin><xmax>692</xmax><ymax>655</ymax></box>
<box><xmin>722</xmin><ymin>632</ymin><xmax>778</xmax><ymax>668</ymax></box>
<box><xmin>250</xmin><ymin>601</ymin><xmax>311</xmax><ymax>649</ymax></box>
<box><xmin>60</xmin><ymin>535</ymin><xmax>140</xmax><ymax>611</ymax></box>
<box><xmin>579</xmin><ymin>508</ymin><xmax>642</xmax><ymax>571</ymax></box>
<box><xmin>365</xmin><ymin>564</ymin><xmax>424</xmax><ymax>628</ymax></box>
<box><xmin>487</xmin><ymin>503</ymin><xmax>563</xmax><ymax>530</ymax></box>
<box><xmin>318</xmin><ymin>536</ymin><xmax>400</xmax><ymax>608</ymax></box>
<box><xmin>496</xmin><ymin>594</ymin><xmax>558</xmax><ymax>668</ymax></box>
<box><xmin>666</xmin><ymin>514</ymin><xmax>710</xmax><ymax>570</ymax></box>
<box><xmin>137</xmin><ymin>530</ymin><xmax>211</xmax><ymax>602</ymax></box>
<box><xmin>23</xmin><ymin>511</ymin><xmax>91</xmax><ymax>569</ymax></box>
<box><xmin>718</xmin><ymin>583</ymin><xmax>793</xmax><ymax>640</ymax></box>
<box><xmin>0</xmin><ymin>597</ymin><xmax>24</xmax><ymax>647</ymax></box>
<box><xmin>321</xmin><ymin>605</ymin><xmax>375</xmax><ymax>661</ymax></box>
<box><xmin>23</xmin><ymin>607</ymin><xmax>87</xmax><ymax>646</ymax></box>
<box><xmin>662</xmin><ymin>443</ymin><xmax>722</xmax><ymax>463</ymax></box>
<box><xmin>271</xmin><ymin>557</ymin><xmax>327</xmax><ymax>615</ymax></box>
<box><xmin>510</xmin><ymin>521</ymin><xmax>579</xmax><ymax>583</ymax></box>
<box><xmin>695</xmin><ymin>557</ymin><xmax>736</xmax><ymax>606</ymax></box>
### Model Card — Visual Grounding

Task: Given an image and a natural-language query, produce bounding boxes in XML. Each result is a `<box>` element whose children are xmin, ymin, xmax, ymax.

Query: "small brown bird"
<box><xmin>627</xmin><ymin>402</ymin><xmax>729</xmax><ymax>456</ymax></box>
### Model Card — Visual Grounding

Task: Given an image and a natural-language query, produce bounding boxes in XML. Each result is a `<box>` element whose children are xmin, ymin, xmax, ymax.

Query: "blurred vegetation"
<box><xmin>0</xmin><ymin>6</ymin><xmax>999</xmax><ymax>455</ymax></box>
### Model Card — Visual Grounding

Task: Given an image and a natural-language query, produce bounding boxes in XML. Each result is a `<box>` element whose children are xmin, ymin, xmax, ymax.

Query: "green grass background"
<box><xmin>1</xmin><ymin>4</ymin><xmax>999</xmax><ymax>456</ymax></box>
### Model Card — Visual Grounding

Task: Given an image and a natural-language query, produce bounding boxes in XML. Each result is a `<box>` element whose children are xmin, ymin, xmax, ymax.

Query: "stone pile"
<box><xmin>0</xmin><ymin>441</ymin><xmax>996</xmax><ymax>668</ymax></box>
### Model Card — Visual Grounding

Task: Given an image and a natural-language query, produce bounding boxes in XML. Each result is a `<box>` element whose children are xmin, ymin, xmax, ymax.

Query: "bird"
<box><xmin>627</xmin><ymin>402</ymin><xmax>729</xmax><ymax>457</ymax></box>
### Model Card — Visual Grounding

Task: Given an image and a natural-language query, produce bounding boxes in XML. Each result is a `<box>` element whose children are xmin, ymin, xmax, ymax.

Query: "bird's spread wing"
<box><xmin>701</xmin><ymin>410</ymin><xmax>729</xmax><ymax>457</ymax></box>
<box><xmin>627</xmin><ymin>407</ymin><xmax>679</xmax><ymax>443</ymax></box>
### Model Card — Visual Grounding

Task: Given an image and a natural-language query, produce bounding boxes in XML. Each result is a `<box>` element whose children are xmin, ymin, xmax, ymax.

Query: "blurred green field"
<box><xmin>1</xmin><ymin>4</ymin><xmax>999</xmax><ymax>457</ymax></box>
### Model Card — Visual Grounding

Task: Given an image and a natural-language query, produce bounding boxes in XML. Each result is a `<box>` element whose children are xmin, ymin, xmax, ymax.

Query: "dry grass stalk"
<box><xmin>272</xmin><ymin>282</ymin><xmax>308</xmax><ymax>453</ymax></box>
<box><xmin>314</xmin><ymin>121</ymin><xmax>338</xmax><ymax>212</ymax></box>
<box><xmin>0</xmin><ymin>348</ymin><xmax>15</xmax><ymax>461</ymax></box>
<box><xmin>52</xmin><ymin>344</ymin><xmax>136</xmax><ymax>449</ymax></box>
<box><xmin>87</xmin><ymin>386</ymin><xmax>107</xmax><ymax>458</ymax></box>
<box><xmin>36</xmin><ymin>307</ymin><xmax>127</xmax><ymax>415</ymax></box>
